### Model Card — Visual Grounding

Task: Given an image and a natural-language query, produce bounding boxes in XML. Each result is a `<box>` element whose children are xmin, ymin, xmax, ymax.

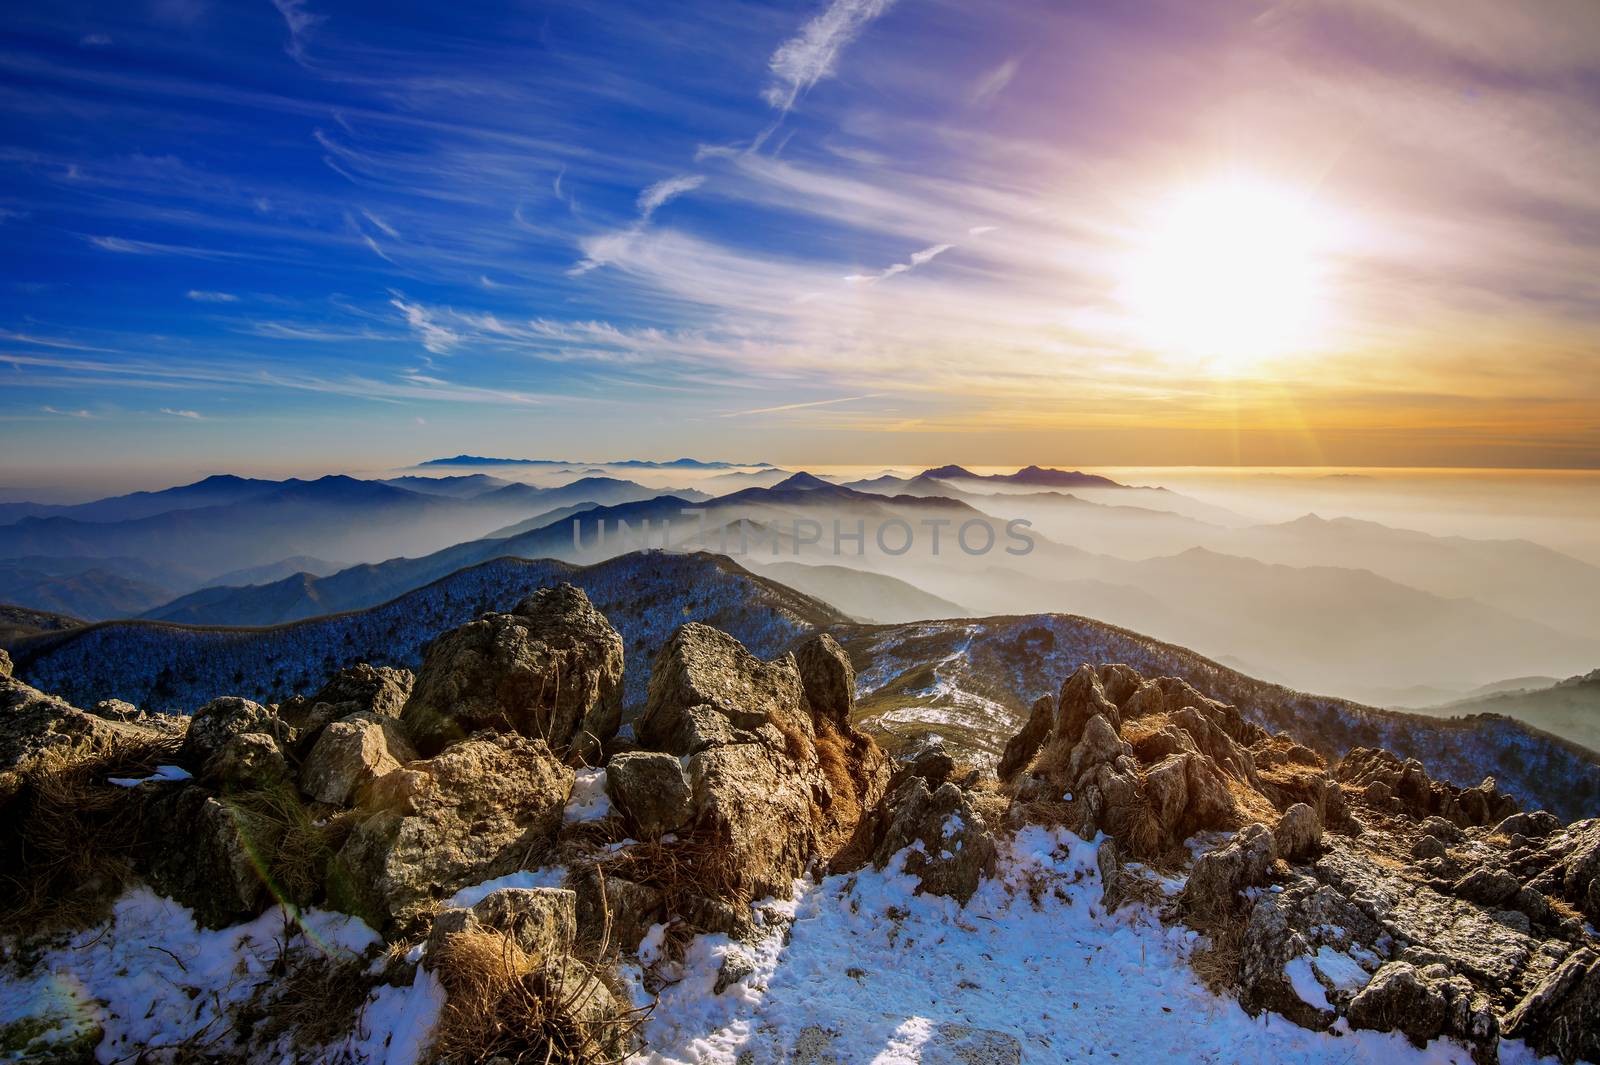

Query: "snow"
<box><xmin>1310</xmin><ymin>945</ymin><xmax>1371</xmax><ymax>994</ymax></box>
<box><xmin>564</xmin><ymin>766</ymin><xmax>613</xmax><ymax>823</ymax></box>
<box><xmin>107</xmin><ymin>764</ymin><xmax>191</xmax><ymax>787</ymax></box>
<box><xmin>1286</xmin><ymin>956</ymin><xmax>1333</xmax><ymax>1011</ymax></box>
<box><xmin>629</xmin><ymin>826</ymin><xmax>1551</xmax><ymax>1065</ymax></box>
<box><xmin>343</xmin><ymin>969</ymin><xmax>446</xmax><ymax>1065</ymax></box>
<box><xmin>0</xmin><ymin>887</ymin><xmax>416</xmax><ymax>1063</ymax></box>
<box><xmin>444</xmin><ymin>866</ymin><xmax>567</xmax><ymax>909</ymax></box>
<box><xmin>0</xmin><ymin>831</ymin><xmax>1565</xmax><ymax>1064</ymax></box>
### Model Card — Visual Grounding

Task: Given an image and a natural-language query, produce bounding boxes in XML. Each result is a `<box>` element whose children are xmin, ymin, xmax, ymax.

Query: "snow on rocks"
<box><xmin>634</xmin><ymin>826</ymin><xmax>1544</xmax><ymax>1065</ymax></box>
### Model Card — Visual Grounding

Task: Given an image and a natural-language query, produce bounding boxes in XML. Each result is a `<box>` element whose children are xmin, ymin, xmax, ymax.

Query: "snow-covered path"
<box><xmin>633</xmin><ymin>827</ymin><xmax>1554</xmax><ymax>1065</ymax></box>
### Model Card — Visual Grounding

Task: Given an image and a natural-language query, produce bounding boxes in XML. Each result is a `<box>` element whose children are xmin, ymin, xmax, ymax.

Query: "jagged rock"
<box><xmin>570</xmin><ymin>866</ymin><xmax>668</xmax><ymax>951</ymax></box>
<box><xmin>0</xmin><ymin>675</ymin><xmax>172</xmax><ymax>806</ymax></box>
<box><xmin>619</xmin><ymin>624</ymin><xmax>888</xmax><ymax>911</ymax></box>
<box><xmin>329</xmin><ymin>734</ymin><xmax>572</xmax><ymax>933</ymax></box>
<box><xmin>1453</xmin><ymin>867</ymin><xmax>1520</xmax><ymax>907</ymax></box>
<box><xmin>300</xmin><ymin>711</ymin><xmax>417</xmax><ymax>806</ymax></box>
<box><xmin>1502</xmin><ymin>948</ymin><xmax>1600</xmax><ymax>1063</ymax></box>
<box><xmin>604</xmin><ymin>750</ymin><xmax>692</xmax><ymax>838</ymax></box>
<box><xmin>89</xmin><ymin>699</ymin><xmax>140</xmax><ymax>722</ymax></box>
<box><xmin>1412</xmin><ymin>834</ymin><xmax>1449</xmax><ymax>861</ymax></box>
<box><xmin>1557</xmin><ymin>821</ymin><xmax>1600</xmax><ymax>924</ymax></box>
<box><xmin>1497</xmin><ymin>810</ymin><xmax>1561</xmax><ymax>840</ymax></box>
<box><xmin>637</xmin><ymin>623</ymin><xmax>805</xmax><ymax>755</ymax></box>
<box><xmin>1336</xmin><ymin>748</ymin><xmax>1518</xmax><ymax>828</ymax></box>
<box><xmin>793</xmin><ymin>632</ymin><xmax>854</xmax><ymax>728</ymax></box>
<box><xmin>1346</xmin><ymin>961</ymin><xmax>1449</xmax><ymax>1046</ymax></box>
<box><xmin>1003</xmin><ymin>664</ymin><xmax>1281</xmax><ymax>858</ymax></box>
<box><xmin>997</xmin><ymin>695</ymin><xmax>1054</xmax><ymax>781</ymax></box>
<box><xmin>280</xmin><ymin>664</ymin><xmax>414</xmax><ymax>755</ymax></box>
<box><xmin>896</xmin><ymin>732</ymin><xmax>956</xmax><ymax>789</ymax></box>
<box><xmin>1238</xmin><ymin>897</ymin><xmax>1331</xmax><ymax>1030</ymax></box>
<box><xmin>138</xmin><ymin>787</ymin><xmax>277</xmax><ymax>928</ymax></box>
<box><xmin>180</xmin><ymin>697</ymin><xmax>290</xmax><ymax>769</ymax></box>
<box><xmin>0</xmin><ymin>648</ymin><xmax>9</xmax><ymax>678</ymax></box>
<box><xmin>1181</xmin><ymin>823</ymin><xmax>1276</xmax><ymax>916</ymax></box>
<box><xmin>872</xmin><ymin>775</ymin><xmax>997</xmax><ymax>903</ymax></box>
<box><xmin>425</xmin><ymin>887</ymin><xmax>579</xmax><ymax>967</ymax></box>
<box><xmin>400</xmin><ymin>584</ymin><xmax>623</xmax><ymax>762</ymax></box>
<box><xmin>204</xmin><ymin>731</ymin><xmax>291</xmax><ymax>791</ymax></box>
<box><xmin>1274</xmin><ymin>803</ymin><xmax>1323</xmax><ymax>862</ymax></box>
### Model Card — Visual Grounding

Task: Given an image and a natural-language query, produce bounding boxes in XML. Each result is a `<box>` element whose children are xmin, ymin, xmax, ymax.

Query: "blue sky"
<box><xmin>4</xmin><ymin>0</ymin><xmax>1600</xmax><ymax>490</ymax></box>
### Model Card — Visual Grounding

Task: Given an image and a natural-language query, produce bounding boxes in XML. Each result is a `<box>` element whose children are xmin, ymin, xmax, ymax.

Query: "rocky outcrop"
<box><xmin>582</xmin><ymin>624</ymin><xmax>889</xmax><ymax>948</ymax></box>
<box><xmin>871</xmin><ymin>774</ymin><xmax>997</xmax><ymax>903</ymax></box>
<box><xmin>300</xmin><ymin>711</ymin><xmax>417</xmax><ymax>806</ymax></box>
<box><xmin>400</xmin><ymin>584</ymin><xmax>624</xmax><ymax>763</ymax></box>
<box><xmin>0</xmin><ymin>673</ymin><xmax>177</xmax><ymax>807</ymax></box>
<box><xmin>1335</xmin><ymin>747</ymin><xmax>1518</xmax><ymax>828</ymax></box>
<box><xmin>1001</xmin><ymin>664</ymin><xmax>1278</xmax><ymax>857</ymax></box>
<box><xmin>179</xmin><ymin>697</ymin><xmax>291</xmax><ymax>770</ymax></box>
<box><xmin>329</xmin><ymin>734</ymin><xmax>572</xmax><ymax>933</ymax></box>
<box><xmin>279</xmin><ymin>663</ymin><xmax>413</xmax><ymax>755</ymax></box>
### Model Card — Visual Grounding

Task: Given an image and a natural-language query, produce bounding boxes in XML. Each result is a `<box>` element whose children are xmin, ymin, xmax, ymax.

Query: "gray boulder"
<box><xmin>871</xmin><ymin>776</ymin><xmax>997</xmax><ymax>903</ymax></box>
<box><xmin>1346</xmin><ymin>962</ymin><xmax>1449</xmax><ymax>1046</ymax></box>
<box><xmin>180</xmin><ymin>697</ymin><xmax>290</xmax><ymax>769</ymax></box>
<box><xmin>204</xmin><ymin>731</ymin><xmax>292</xmax><ymax>792</ymax></box>
<box><xmin>604</xmin><ymin>750</ymin><xmax>692</xmax><ymax>838</ymax></box>
<box><xmin>1274</xmin><ymin>803</ymin><xmax>1323</xmax><ymax>862</ymax></box>
<box><xmin>300</xmin><ymin>711</ymin><xmax>418</xmax><ymax>806</ymax></box>
<box><xmin>1181</xmin><ymin>823</ymin><xmax>1276</xmax><ymax>916</ymax></box>
<box><xmin>139</xmin><ymin>787</ymin><xmax>277</xmax><ymax>928</ymax></box>
<box><xmin>401</xmin><ymin>584</ymin><xmax>623</xmax><ymax>762</ymax></box>
<box><xmin>328</xmin><ymin>734</ymin><xmax>572</xmax><ymax>933</ymax></box>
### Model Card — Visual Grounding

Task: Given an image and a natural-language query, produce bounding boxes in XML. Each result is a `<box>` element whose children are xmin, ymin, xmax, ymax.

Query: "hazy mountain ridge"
<box><xmin>9</xmin><ymin>550</ymin><xmax>1595</xmax><ymax>821</ymax></box>
<box><xmin>11</xmin><ymin>552</ymin><xmax>842</xmax><ymax>714</ymax></box>
<box><xmin>1417</xmin><ymin>669</ymin><xmax>1600</xmax><ymax>754</ymax></box>
<box><xmin>840</xmin><ymin>613</ymin><xmax>1600</xmax><ymax>822</ymax></box>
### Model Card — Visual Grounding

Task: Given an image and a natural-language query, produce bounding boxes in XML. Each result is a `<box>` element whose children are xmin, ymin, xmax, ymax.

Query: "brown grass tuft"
<box><xmin>254</xmin><ymin>946</ymin><xmax>378</xmax><ymax>1049</ymax></box>
<box><xmin>429</xmin><ymin>928</ymin><xmax>645</xmax><ymax>1064</ymax></box>
<box><xmin>1183</xmin><ymin>898</ymin><xmax>1249</xmax><ymax>994</ymax></box>
<box><xmin>221</xmin><ymin>783</ymin><xmax>350</xmax><ymax>910</ymax></box>
<box><xmin>602</xmin><ymin>830</ymin><xmax>750</xmax><ymax>918</ymax></box>
<box><xmin>0</xmin><ymin>734</ymin><xmax>178</xmax><ymax>934</ymax></box>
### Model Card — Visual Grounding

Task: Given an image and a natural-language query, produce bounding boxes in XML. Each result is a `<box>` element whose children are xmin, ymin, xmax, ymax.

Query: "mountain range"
<box><xmin>9</xmin><ymin>549</ymin><xmax>1596</xmax><ymax>822</ymax></box>
<box><xmin>3</xmin><ymin>465</ymin><xmax>1597</xmax><ymax>725</ymax></box>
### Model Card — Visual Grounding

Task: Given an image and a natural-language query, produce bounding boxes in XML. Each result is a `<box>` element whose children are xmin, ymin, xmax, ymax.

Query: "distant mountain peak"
<box><xmin>921</xmin><ymin>464</ymin><xmax>977</xmax><ymax>480</ymax></box>
<box><xmin>773</xmin><ymin>472</ymin><xmax>833</xmax><ymax>490</ymax></box>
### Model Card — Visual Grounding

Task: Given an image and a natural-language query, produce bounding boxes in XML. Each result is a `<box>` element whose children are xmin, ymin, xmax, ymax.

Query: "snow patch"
<box><xmin>563</xmin><ymin>767</ymin><xmax>612</xmax><ymax>823</ymax></box>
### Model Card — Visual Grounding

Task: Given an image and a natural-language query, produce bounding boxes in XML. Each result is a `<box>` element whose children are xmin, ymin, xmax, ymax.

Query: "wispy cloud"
<box><xmin>161</xmin><ymin>407</ymin><xmax>203</xmax><ymax>419</ymax></box>
<box><xmin>86</xmin><ymin>235</ymin><xmax>241</xmax><ymax>259</ymax></box>
<box><xmin>763</xmin><ymin>0</ymin><xmax>896</xmax><ymax>113</ymax></box>
<box><xmin>41</xmin><ymin>405</ymin><xmax>92</xmax><ymax>418</ymax></box>
<box><xmin>186</xmin><ymin>290</ymin><xmax>239</xmax><ymax>302</ymax></box>
<box><xmin>360</xmin><ymin>208</ymin><xmax>400</xmax><ymax>239</ymax></box>
<box><xmin>719</xmin><ymin>393</ymin><xmax>880</xmax><ymax>417</ymax></box>
<box><xmin>637</xmin><ymin>175</ymin><xmax>704</xmax><ymax>220</ymax></box>
<box><xmin>270</xmin><ymin>0</ymin><xmax>325</xmax><ymax>61</ymax></box>
<box><xmin>843</xmin><ymin>242</ymin><xmax>954</xmax><ymax>284</ymax></box>
<box><xmin>390</xmin><ymin>293</ymin><xmax>460</xmax><ymax>354</ymax></box>
<box><xmin>969</xmin><ymin>58</ymin><xmax>1020</xmax><ymax>106</ymax></box>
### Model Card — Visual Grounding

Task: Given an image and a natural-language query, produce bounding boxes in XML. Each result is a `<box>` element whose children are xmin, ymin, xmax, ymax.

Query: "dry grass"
<box><xmin>222</xmin><ymin>783</ymin><xmax>350</xmax><ymax>910</ymax></box>
<box><xmin>0</xmin><ymin>734</ymin><xmax>178</xmax><ymax>934</ymax></box>
<box><xmin>1183</xmin><ymin>897</ymin><xmax>1249</xmax><ymax>994</ymax></box>
<box><xmin>602</xmin><ymin>830</ymin><xmax>750</xmax><ymax>917</ymax></box>
<box><xmin>429</xmin><ymin>903</ymin><xmax>649</xmax><ymax>1065</ymax></box>
<box><xmin>254</xmin><ymin>946</ymin><xmax>377</xmax><ymax>1049</ymax></box>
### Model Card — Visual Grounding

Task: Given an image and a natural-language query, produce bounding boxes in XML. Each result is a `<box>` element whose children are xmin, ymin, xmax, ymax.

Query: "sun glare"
<box><xmin>1121</xmin><ymin>174</ymin><xmax>1332</xmax><ymax>372</ymax></box>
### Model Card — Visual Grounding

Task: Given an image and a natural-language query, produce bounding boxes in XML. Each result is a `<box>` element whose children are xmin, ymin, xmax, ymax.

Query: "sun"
<box><xmin>1120</xmin><ymin>173</ymin><xmax>1333</xmax><ymax>371</ymax></box>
